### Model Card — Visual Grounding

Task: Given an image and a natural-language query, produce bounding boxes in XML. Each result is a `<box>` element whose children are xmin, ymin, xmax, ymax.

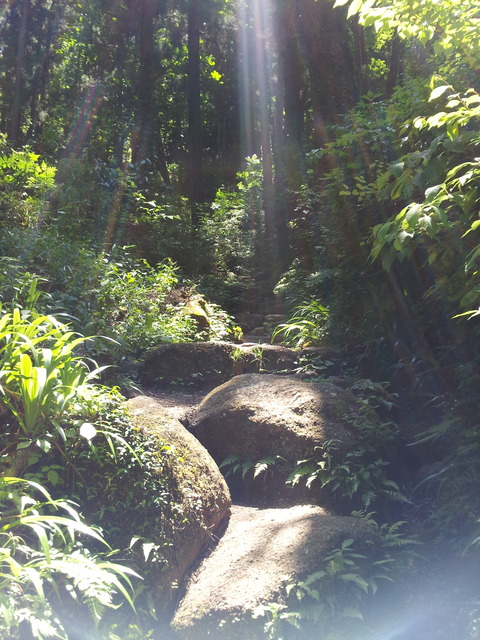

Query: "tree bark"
<box><xmin>29</xmin><ymin>2</ymin><xmax>58</xmax><ymax>144</ymax></box>
<box><xmin>385</xmin><ymin>32</ymin><xmax>404</xmax><ymax>98</ymax></box>
<box><xmin>187</xmin><ymin>0</ymin><xmax>203</xmax><ymax>221</ymax></box>
<box><xmin>9</xmin><ymin>0</ymin><xmax>31</xmax><ymax>147</ymax></box>
<box><xmin>300</xmin><ymin>0</ymin><xmax>357</xmax><ymax>147</ymax></box>
<box><xmin>279</xmin><ymin>0</ymin><xmax>305</xmax><ymax>188</ymax></box>
<box><xmin>132</xmin><ymin>0</ymin><xmax>170</xmax><ymax>185</ymax></box>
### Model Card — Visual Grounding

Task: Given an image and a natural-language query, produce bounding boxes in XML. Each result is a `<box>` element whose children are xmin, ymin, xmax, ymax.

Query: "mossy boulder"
<box><xmin>140</xmin><ymin>342</ymin><xmax>234</xmax><ymax>389</ymax></box>
<box><xmin>189</xmin><ymin>374</ymin><xmax>379</xmax><ymax>507</ymax></box>
<box><xmin>126</xmin><ymin>396</ymin><xmax>231</xmax><ymax>612</ymax></box>
<box><xmin>140</xmin><ymin>342</ymin><xmax>302</xmax><ymax>389</ymax></box>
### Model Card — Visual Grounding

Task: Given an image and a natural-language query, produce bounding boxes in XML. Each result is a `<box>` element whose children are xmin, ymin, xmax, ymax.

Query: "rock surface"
<box><xmin>140</xmin><ymin>341</ymin><xmax>338</xmax><ymax>389</ymax></box>
<box><xmin>141</xmin><ymin>342</ymin><xmax>234</xmax><ymax>388</ymax></box>
<box><xmin>189</xmin><ymin>374</ymin><xmax>370</xmax><ymax>505</ymax></box>
<box><xmin>171</xmin><ymin>504</ymin><xmax>377</xmax><ymax>640</ymax></box>
<box><xmin>127</xmin><ymin>396</ymin><xmax>231</xmax><ymax>611</ymax></box>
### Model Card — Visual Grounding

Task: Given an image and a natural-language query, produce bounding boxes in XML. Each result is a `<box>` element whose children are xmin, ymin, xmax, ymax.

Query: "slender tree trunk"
<box><xmin>187</xmin><ymin>0</ymin><xmax>203</xmax><ymax>221</ymax></box>
<box><xmin>352</xmin><ymin>18</ymin><xmax>368</xmax><ymax>96</ymax></box>
<box><xmin>385</xmin><ymin>32</ymin><xmax>404</xmax><ymax>98</ymax></box>
<box><xmin>132</xmin><ymin>0</ymin><xmax>169</xmax><ymax>184</ymax></box>
<box><xmin>300</xmin><ymin>0</ymin><xmax>357</xmax><ymax>147</ymax></box>
<box><xmin>255</xmin><ymin>0</ymin><xmax>278</xmax><ymax>285</ymax></box>
<box><xmin>279</xmin><ymin>0</ymin><xmax>305</xmax><ymax>188</ymax></box>
<box><xmin>9</xmin><ymin>0</ymin><xmax>31</xmax><ymax>147</ymax></box>
<box><xmin>29</xmin><ymin>3</ymin><xmax>58</xmax><ymax>144</ymax></box>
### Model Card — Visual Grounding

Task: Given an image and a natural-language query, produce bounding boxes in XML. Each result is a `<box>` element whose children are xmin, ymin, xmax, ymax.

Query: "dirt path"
<box><xmin>144</xmin><ymin>387</ymin><xmax>209</xmax><ymax>424</ymax></box>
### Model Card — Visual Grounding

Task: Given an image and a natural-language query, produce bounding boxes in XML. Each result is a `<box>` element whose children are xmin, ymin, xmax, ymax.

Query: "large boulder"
<box><xmin>140</xmin><ymin>342</ymin><xmax>306</xmax><ymax>389</ymax></box>
<box><xmin>171</xmin><ymin>504</ymin><xmax>377</xmax><ymax>640</ymax></box>
<box><xmin>189</xmin><ymin>374</ymin><xmax>376</xmax><ymax>506</ymax></box>
<box><xmin>126</xmin><ymin>396</ymin><xmax>231</xmax><ymax>612</ymax></box>
<box><xmin>140</xmin><ymin>342</ymin><xmax>234</xmax><ymax>389</ymax></box>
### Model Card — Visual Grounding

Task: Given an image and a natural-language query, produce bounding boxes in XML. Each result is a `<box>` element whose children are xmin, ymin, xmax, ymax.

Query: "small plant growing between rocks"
<box><xmin>253</xmin><ymin>537</ymin><xmax>391</xmax><ymax>640</ymax></box>
<box><xmin>253</xmin><ymin>525</ymin><xmax>420</xmax><ymax>640</ymax></box>
<box><xmin>230</xmin><ymin>345</ymin><xmax>266</xmax><ymax>371</ymax></box>
<box><xmin>287</xmin><ymin>438</ymin><xmax>407</xmax><ymax>512</ymax></box>
<box><xmin>220</xmin><ymin>454</ymin><xmax>285</xmax><ymax>480</ymax></box>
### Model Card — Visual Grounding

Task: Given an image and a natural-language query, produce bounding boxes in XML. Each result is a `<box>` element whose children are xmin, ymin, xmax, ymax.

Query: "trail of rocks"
<box><xmin>129</xmin><ymin>340</ymin><xmax>383</xmax><ymax>638</ymax></box>
<box><xmin>129</xmin><ymin>340</ymin><xmax>478</xmax><ymax>640</ymax></box>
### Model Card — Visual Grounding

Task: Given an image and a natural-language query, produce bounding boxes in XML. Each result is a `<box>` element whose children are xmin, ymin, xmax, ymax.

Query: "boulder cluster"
<box><xmin>127</xmin><ymin>342</ymin><xmax>380</xmax><ymax>638</ymax></box>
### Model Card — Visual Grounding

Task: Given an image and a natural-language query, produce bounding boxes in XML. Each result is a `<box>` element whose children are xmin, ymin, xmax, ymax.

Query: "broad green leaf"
<box><xmin>347</xmin><ymin>0</ymin><xmax>363</xmax><ymax>18</ymax></box>
<box><xmin>429</xmin><ymin>85</ymin><xmax>451</xmax><ymax>101</ymax></box>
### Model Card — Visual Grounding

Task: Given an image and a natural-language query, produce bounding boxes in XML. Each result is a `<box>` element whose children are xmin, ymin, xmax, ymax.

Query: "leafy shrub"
<box><xmin>0</xmin><ymin>244</ymin><xmax>234</xmax><ymax>364</ymax></box>
<box><xmin>288</xmin><ymin>399</ymin><xmax>405</xmax><ymax>513</ymax></box>
<box><xmin>411</xmin><ymin>415</ymin><xmax>480</xmax><ymax>548</ymax></box>
<box><xmin>273</xmin><ymin>257</ymin><xmax>336</xmax><ymax>308</ymax></box>
<box><xmin>252</xmin><ymin>528</ymin><xmax>417</xmax><ymax>640</ymax></box>
<box><xmin>0</xmin><ymin>135</ymin><xmax>56</xmax><ymax>229</ymax></box>
<box><xmin>0</xmin><ymin>304</ymin><xmax>191</xmax><ymax>634</ymax></box>
<box><xmin>88</xmin><ymin>257</ymin><xmax>234</xmax><ymax>357</ymax></box>
<box><xmin>288</xmin><ymin>439</ymin><xmax>406</xmax><ymax>513</ymax></box>
<box><xmin>0</xmin><ymin>307</ymin><xmax>105</xmax><ymax>476</ymax></box>
<box><xmin>198</xmin><ymin>156</ymin><xmax>265</xmax><ymax>312</ymax></box>
<box><xmin>0</xmin><ymin>477</ymin><xmax>138</xmax><ymax>640</ymax></box>
<box><xmin>201</xmin><ymin>187</ymin><xmax>254</xmax><ymax>277</ymax></box>
<box><xmin>61</xmin><ymin>387</ymin><xmax>186</xmax><ymax>555</ymax></box>
<box><xmin>272</xmin><ymin>300</ymin><xmax>330</xmax><ymax>348</ymax></box>
<box><xmin>52</xmin><ymin>386</ymin><xmax>219</xmax><ymax>633</ymax></box>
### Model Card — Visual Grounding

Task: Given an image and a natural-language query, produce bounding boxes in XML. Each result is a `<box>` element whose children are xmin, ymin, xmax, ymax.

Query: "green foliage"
<box><xmin>0</xmin><ymin>477</ymin><xmax>138</xmax><ymax>639</ymax></box>
<box><xmin>335</xmin><ymin>0</ymin><xmax>480</xmax><ymax>74</ymax></box>
<box><xmin>0</xmin><ymin>307</ymin><xmax>105</xmax><ymax>474</ymax></box>
<box><xmin>412</xmin><ymin>416</ymin><xmax>480</xmax><ymax>547</ymax></box>
<box><xmin>372</xmin><ymin>80</ymin><xmax>480</xmax><ymax>320</ymax></box>
<box><xmin>220</xmin><ymin>454</ymin><xmax>284</xmax><ymax>480</ymax></box>
<box><xmin>56</xmin><ymin>386</ymin><xmax>216</xmax><ymax>632</ymax></box>
<box><xmin>0</xmin><ymin>137</ymin><xmax>56</xmax><ymax>228</ymax></box>
<box><xmin>89</xmin><ymin>257</ymin><xmax>233</xmax><ymax>356</ymax></box>
<box><xmin>62</xmin><ymin>388</ymin><xmax>186</xmax><ymax>554</ymax></box>
<box><xmin>201</xmin><ymin>187</ymin><xmax>253</xmax><ymax>276</ymax></box>
<box><xmin>0</xmin><ymin>306</ymin><xmax>188</xmax><ymax>634</ymax></box>
<box><xmin>253</xmin><ymin>536</ymin><xmax>397</xmax><ymax>640</ymax></box>
<box><xmin>0</xmin><ymin>243</ymin><xmax>233</xmax><ymax>362</ymax></box>
<box><xmin>288</xmin><ymin>440</ymin><xmax>405</xmax><ymax>512</ymax></box>
<box><xmin>288</xmin><ymin>409</ymin><xmax>405</xmax><ymax>512</ymax></box>
<box><xmin>90</xmin><ymin>257</ymin><xmax>191</xmax><ymax>352</ymax></box>
<box><xmin>0</xmin><ymin>259</ymin><xmax>49</xmax><ymax>311</ymax></box>
<box><xmin>274</xmin><ymin>258</ymin><xmax>335</xmax><ymax>308</ymax></box>
<box><xmin>199</xmin><ymin>155</ymin><xmax>265</xmax><ymax>312</ymax></box>
<box><xmin>281</xmin><ymin>100</ymin><xmax>400</xmax><ymax>361</ymax></box>
<box><xmin>272</xmin><ymin>300</ymin><xmax>330</xmax><ymax>348</ymax></box>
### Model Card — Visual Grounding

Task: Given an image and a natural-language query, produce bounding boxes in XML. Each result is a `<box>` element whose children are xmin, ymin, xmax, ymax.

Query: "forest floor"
<box><xmin>144</xmin><ymin>387</ymin><xmax>208</xmax><ymax>424</ymax></box>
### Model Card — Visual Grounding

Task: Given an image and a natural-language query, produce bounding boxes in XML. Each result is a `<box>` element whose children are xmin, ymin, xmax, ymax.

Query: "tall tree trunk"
<box><xmin>29</xmin><ymin>2</ymin><xmax>58</xmax><ymax>145</ymax></box>
<box><xmin>187</xmin><ymin>0</ymin><xmax>203</xmax><ymax>221</ymax></box>
<box><xmin>9</xmin><ymin>0</ymin><xmax>31</xmax><ymax>147</ymax></box>
<box><xmin>300</xmin><ymin>0</ymin><xmax>357</xmax><ymax>147</ymax></box>
<box><xmin>255</xmin><ymin>0</ymin><xmax>279</xmax><ymax>285</ymax></box>
<box><xmin>273</xmin><ymin>0</ymin><xmax>304</xmax><ymax>270</ymax></box>
<box><xmin>278</xmin><ymin>0</ymin><xmax>305</xmax><ymax>189</ymax></box>
<box><xmin>385</xmin><ymin>32</ymin><xmax>404</xmax><ymax>98</ymax></box>
<box><xmin>352</xmin><ymin>17</ymin><xmax>368</xmax><ymax>96</ymax></box>
<box><xmin>132</xmin><ymin>0</ymin><xmax>169</xmax><ymax>185</ymax></box>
